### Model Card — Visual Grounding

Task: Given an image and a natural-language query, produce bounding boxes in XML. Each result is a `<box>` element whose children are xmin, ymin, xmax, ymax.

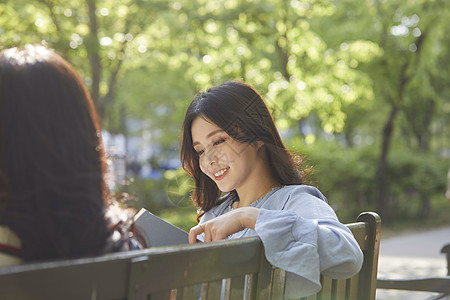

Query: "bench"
<box><xmin>377</xmin><ymin>243</ymin><xmax>450</xmax><ymax>299</ymax></box>
<box><xmin>0</xmin><ymin>212</ymin><xmax>380</xmax><ymax>300</ymax></box>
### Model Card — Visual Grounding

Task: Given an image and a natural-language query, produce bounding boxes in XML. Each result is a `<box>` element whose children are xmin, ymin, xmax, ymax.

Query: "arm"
<box><xmin>282</xmin><ymin>189</ymin><xmax>363</xmax><ymax>277</ymax></box>
<box><xmin>254</xmin><ymin>188</ymin><xmax>363</xmax><ymax>297</ymax></box>
<box><xmin>188</xmin><ymin>207</ymin><xmax>260</xmax><ymax>244</ymax></box>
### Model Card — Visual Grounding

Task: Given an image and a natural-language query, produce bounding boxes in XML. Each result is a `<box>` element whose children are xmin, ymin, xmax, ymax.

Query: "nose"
<box><xmin>204</xmin><ymin>147</ymin><xmax>217</xmax><ymax>167</ymax></box>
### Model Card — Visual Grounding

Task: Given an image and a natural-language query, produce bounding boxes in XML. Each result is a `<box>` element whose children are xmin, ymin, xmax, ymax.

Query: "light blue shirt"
<box><xmin>199</xmin><ymin>185</ymin><xmax>364</xmax><ymax>298</ymax></box>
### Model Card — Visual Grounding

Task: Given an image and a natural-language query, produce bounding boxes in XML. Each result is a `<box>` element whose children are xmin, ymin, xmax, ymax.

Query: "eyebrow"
<box><xmin>193</xmin><ymin>129</ymin><xmax>224</xmax><ymax>147</ymax></box>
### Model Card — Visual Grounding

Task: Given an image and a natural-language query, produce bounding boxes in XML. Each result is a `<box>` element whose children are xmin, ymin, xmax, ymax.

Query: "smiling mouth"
<box><xmin>213</xmin><ymin>167</ymin><xmax>229</xmax><ymax>179</ymax></box>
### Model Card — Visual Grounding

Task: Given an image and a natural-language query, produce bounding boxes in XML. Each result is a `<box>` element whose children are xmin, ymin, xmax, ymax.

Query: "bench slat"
<box><xmin>0</xmin><ymin>257</ymin><xmax>129</xmax><ymax>300</ymax></box>
<box><xmin>348</xmin><ymin>274</ymin><xmax>359</xmax><ymax>300</ymax></box>
<box><xmin>270</xmin><ymin>267</ymin><xmax>286</xmax><ymax>298</ymax></box>
<box><xmin>346</xmin><ymin>223</ymin><xmax>368</xmax><ymax>251</ymax></box>
<box><xmin>127</xmin><ymin>238</ymin><xmax>262</xmax><ymax>298</ymax></box>
<box><xmin>206</xmin><ymin>280</ymin><xmax>222</xmax><ymax>299</ymax></box>
<box><xmin>318</xmin><ymin>275</ymin><xmax>333</xmax><ymax>300</ymax></box>
<box><xmin>148</xmin><ymin>290</ymin><xmax>170</xmax><ymax>300</ymax></box>
<box><xmin>333</xmin><ymin>278</ymin><xmax>347</xmax><ymax>300</ymax></box>
<box><xmin>377</xmin><ymin>277</ymin><xmax>450</xmax><ymax>293</ymax></box>
<box><xmin>244</xmin><ymin>273</ymin><xmax>257</xmax><ymax>300</ymax></box>
<box><xmin>255</xmin><ymin>245</ymin><xmax>273</xmax><ymax>300</ymax></box>
<box><xmin>179</xmin><ymin>285</ymin><xmax>198</xmax><ymax>299</ymax></box>
<box><xmin>228</xmin><ymin>275</ymin><xmax>245</xmax><ymax>299</ymax></box>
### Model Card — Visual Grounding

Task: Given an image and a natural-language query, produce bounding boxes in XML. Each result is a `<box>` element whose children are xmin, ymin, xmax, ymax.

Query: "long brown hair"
<box><xmin>0</xmin><ymin>45</ymin><xmax>127</xmax><ymax>261</ymax></box>
<box><xmin>181</xmin><ymin>81</ymin><xmax>309</xmax><ymax>219</ymax></box>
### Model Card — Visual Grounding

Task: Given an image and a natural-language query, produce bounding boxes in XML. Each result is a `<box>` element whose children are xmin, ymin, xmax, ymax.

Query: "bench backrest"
<box><xmin>0</xmin><ymin>212</ymin><xmax>380</xmax><ymax>300</ymax></box>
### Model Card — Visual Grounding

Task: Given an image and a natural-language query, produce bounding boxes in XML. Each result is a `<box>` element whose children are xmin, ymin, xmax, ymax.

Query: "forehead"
<box><xmin>191</xmin><ymin>117</ymin><xmax>223</xmax><ymax>144</ymax></box>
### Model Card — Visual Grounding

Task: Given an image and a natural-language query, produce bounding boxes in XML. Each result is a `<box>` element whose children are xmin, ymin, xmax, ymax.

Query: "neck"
<box><xmin>235</xmin><ymin>155</ymin><xmax>280</xmax><ymax>208</ymax></box>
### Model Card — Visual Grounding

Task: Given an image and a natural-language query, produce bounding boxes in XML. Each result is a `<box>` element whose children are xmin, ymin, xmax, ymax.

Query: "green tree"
<box><xmin>310</xmin><ymin>0</ymin><xmax>450</xmax><ymax>220</ymax></box>
<box><xmin>0</xmin><ymin>0</ymin><xmax>170</xmax><ymax>128</ymax></box>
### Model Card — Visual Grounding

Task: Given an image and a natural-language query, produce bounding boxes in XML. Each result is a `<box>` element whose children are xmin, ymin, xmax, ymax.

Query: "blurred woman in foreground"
<box><xmin>0</xmin><ymin>44</ymin><xmax>140</xmax><ymax>266</ymax></box>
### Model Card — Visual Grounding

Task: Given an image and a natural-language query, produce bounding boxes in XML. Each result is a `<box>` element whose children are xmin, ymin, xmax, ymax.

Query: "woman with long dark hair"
<box><xmin>0</xmin><ymin>44</ymin><xmax>139</xmax><ymax>266</ymax></box>
<box><xmin>181</xmin><ymin>81</ymin><xmax>363</xmax><ymax>297</ymax></box>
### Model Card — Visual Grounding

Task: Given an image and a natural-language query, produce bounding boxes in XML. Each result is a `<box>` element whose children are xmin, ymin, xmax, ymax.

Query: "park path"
<box><xmin>376</xmin><ymin>226</ymin><xmax>450</xmax><ymax>300</ymax></box>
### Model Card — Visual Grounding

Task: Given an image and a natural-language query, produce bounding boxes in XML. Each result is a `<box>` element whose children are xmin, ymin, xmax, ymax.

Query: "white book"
<box><xmin>133</xmin><ymin>208</ymin><xmax>190</xmax><ymax>247</ymax></box>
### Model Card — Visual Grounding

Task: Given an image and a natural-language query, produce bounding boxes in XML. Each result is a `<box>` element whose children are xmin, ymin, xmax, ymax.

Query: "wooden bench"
<box><xmin>377</xmin><ymin>243</ymin><xmax>450</xmax><ymax>299</ymax></box>
<box><xmin>0</xmin><ymin>212</ymin><xmax>380</xmax><ymax>300</ymax></box>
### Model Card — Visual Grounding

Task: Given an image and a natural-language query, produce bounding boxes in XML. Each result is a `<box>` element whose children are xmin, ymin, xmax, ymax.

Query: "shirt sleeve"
<box><xmin>254</xmin><ymin>187</ymin><xmax>363</xmax><ymax>298</ymax></box>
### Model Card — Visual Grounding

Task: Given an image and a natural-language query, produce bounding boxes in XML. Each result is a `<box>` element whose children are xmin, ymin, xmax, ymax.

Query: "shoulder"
<box><xmin>262</xmin><ymin>185</ymin><xmax>335</xmax><ymax>218</ymax></box>
<box><xmin>257</xmin><ymin>185</ymin><xmax>327</xmax><ymax>211</ymax></box>
<box><xmin>281</xmin><ymin>185</ymin><xmax>328</xmax><ymax>203</ymax></box>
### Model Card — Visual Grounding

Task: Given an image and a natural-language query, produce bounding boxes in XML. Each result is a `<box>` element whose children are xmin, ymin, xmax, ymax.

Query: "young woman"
<box><xmin>0</xmin><ymin>45</ymin><xmax>140</xmax><ymax>266</ymax></box>
<box><xmin>181</xmin><ymin>81</ymin><xmax>363</xmax><ymax>297</ymax></box>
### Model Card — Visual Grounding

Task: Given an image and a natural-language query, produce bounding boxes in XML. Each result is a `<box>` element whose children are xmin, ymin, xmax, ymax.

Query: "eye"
<box><xmin>213</xmin><ymin>138</ymin><xmax>227</xmax><ymax>146</ymax></box>
<box><xmin>196</xmin><ymin>149</ymin><xmax>205</xmax><ymax>156</ymax></box>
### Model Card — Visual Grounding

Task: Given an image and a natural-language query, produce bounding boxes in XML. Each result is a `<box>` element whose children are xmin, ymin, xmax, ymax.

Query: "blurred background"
<box><xmin>0</xmin><ymin>0</ymin><xmax>450</xmax><ymax>229</ymax></box>
<box><xmin>2</xmin><ymin>0</ymin><xmax>448</xmax><ymax>230</ymax></box>
<box><xmin>1</xmin><ymin>0</ymin><xmax>448</xmax><ymax>247</ymax></box>
<box><xmin>2</xmin><ymin>0</ymin><xmax>449</xmax><ymax>298</ymax></box>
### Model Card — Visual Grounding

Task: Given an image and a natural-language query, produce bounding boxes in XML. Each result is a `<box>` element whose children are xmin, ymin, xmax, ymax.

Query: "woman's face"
<box><xmin>191</xmin><ymin>117</ymin><xmax>261</xmax><ymax>193</ymax></box>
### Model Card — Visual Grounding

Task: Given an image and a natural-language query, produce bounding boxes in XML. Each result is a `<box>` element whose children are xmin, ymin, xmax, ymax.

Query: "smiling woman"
<box><xmin>191</xmin><ymin>117</ymin><xmax>272</xmax><ymax>202</ymax></box>
<box><xmin>180</xmin><ymin>81</ymin><xmax>364</xmax><ymax>298</ymax></box>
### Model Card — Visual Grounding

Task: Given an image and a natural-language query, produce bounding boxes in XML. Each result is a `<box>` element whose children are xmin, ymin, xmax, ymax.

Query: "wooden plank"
<box><xmin>229</xmin><ymin>275</ymin><xmax>245</xmax><ymax>299</ymax></box>
<box><xmin>148</xmin><ymin>290</ymin><xmax>170</xmax><ymax>300</ymax></box>
<box><xmin>0</xmin><ymin>237</ymin><xmax>263</xmax><ymax>300</ymax></box>
<box><xmin>244</xmin><ymin>273</ymin><xmax>257</xmax><ymax>300</ymax></box>
<box><xmin>318</xmin><ymin>276</ymin><xmax>333</xmax><ymax>300</ymax></box>
<box><xmin>127</xmin><ymin>238</ymin><xmax>263</xmax><ymax>297</ymax></box>
<box><xmin>255</xmin><ymin>246</ymin><xmax>273</xmax><ymax>299</ymax></box>
<box><xmin>199</xmin><ymin>283</ymin><xmax>208</xmax><ymax>299</ymax></box>
<box><xmin>332</xmin><ymin>279</ymin><xmax>347</xmax><ymax>300</ymax></box>
<box><xmin>222</xmin><ymin>278</ymin><xmax>232</xmax><ymax>300</ymax></box>
<box><xmin>0</xmin><ymin>254</ymin><xmax>130</xmax><ymax>300</ymax></box>
<box><xmin>356</xmin><ymin>212</ymin><xmax>381</xmax><ymax>300</ymax></box>
<box><xmin>317</xmin><ymin>277</ymin><xmax>352</xmax><ymax>300</ymax></box>
<box><xmin>331</xmin><ymin>279</ymin><xmax>337</xmax><ymax>300</ymax></box>
<box><xmin>345</xmin><ymin>222</ymin><xmax>368</xmax><ymax>251</ymax></box>
<box><xmin>270</xmin><ymin>267</ymin><xmax>286</xmax><ymax>299</ymax></box>
<box><xmin>206</xmin><ymin>280</ymin><xmax>222</xmax><ymax>299</ymax></box>
<box><xmin>179</xmin><ymin>285</ymin><xmax>199</xmax><ymax>300</ymax></box>
<box><xmin>346</xmin><ymin>275</ymin><xmax>359</xmax><ymax>300</ymax></box>
<box><xmin>377</xmin><ymin>277</ymin><xmax>450</xmax><ymax>293</ymax></box>
<box><xmin>173</xmin><ymin>288</ymin><xmax>183</xmax><ymax>300</ymax></box>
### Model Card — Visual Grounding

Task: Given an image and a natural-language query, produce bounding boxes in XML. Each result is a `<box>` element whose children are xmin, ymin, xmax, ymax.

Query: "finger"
<box><xmin>203</xmin><ymin>224</ymin><xmax>212</xmax><ymax>243</ymax></box>
<box><xmin>188</xmin><ymin>225</ymin><xmax>203</xmax><ymax>244</ymax></box>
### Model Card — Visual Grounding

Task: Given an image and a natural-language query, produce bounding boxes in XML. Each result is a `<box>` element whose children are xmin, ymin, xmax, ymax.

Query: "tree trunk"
<box><xmin>419</xmin><ymin>194</ymin><xmax>431</xmax><ymax>218</ymax></box>
<box><xmin>120</xmin><ymin>104</ymin><xmax>128</xmax><ymax>175</ymax></box>
<box><xmin>375</xmin><ymin>103</ymin><xmax>398</xmax><ymax>221</ymax></box>
<box><xmin>87</xmin><ymin>0</ymin><xmax>102</xmax><ymax>118</ymax></box>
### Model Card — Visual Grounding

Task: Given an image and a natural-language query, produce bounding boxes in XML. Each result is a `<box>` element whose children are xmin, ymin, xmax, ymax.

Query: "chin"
<box><xmin>217</xmin><ymin>185</ymin><xmax>233</xmax><ymax>193</ymax></box>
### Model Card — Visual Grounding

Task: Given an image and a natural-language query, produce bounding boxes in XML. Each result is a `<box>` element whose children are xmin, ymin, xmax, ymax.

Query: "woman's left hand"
<box><xmin>188</xmin><ymin>207</ymin><xmax>260</xmax><ymax>244</ymax></box>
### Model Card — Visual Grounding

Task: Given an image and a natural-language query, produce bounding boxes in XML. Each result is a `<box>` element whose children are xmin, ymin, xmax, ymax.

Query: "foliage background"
<box><xmin>1</xmin><ymin>0</ymin><xmax>449</xmax><ymax>231</ymax></box>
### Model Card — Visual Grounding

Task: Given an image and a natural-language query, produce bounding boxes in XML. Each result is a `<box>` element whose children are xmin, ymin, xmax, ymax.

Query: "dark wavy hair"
<box><xmin>0</xmin><ymin>45</ymin><xmax>130</xmax><ymax>261</ymax></box>
<box><xmin>181</xmin><ymin>81</ymin><xmax>310</xmax><ymax>220</ymax></box>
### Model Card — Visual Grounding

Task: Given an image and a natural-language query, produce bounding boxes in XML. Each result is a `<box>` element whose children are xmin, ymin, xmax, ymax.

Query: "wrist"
<box><xmin>239</xmin><ymin>207</ymin><xmax>259</xmax><ymax>230</ymax></box>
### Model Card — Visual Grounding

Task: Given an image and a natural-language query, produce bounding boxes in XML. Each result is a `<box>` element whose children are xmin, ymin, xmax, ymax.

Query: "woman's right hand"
<box><xmin>188</xmin><ymin>207</ymin><xmax>260</xmax><ymax>244</ymax></box>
